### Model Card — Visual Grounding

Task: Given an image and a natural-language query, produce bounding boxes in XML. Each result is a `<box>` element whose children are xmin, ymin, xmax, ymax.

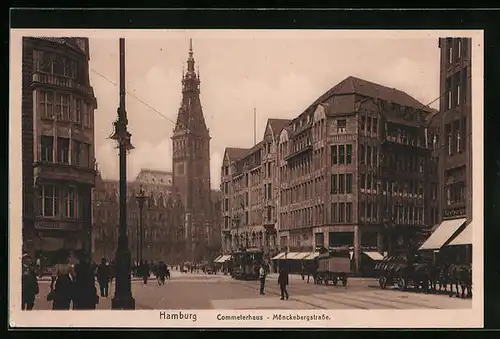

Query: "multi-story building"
<box><xmin>220</xmin><ymin>119</ymin><xmax>290</xmax><ymax>259</ymax></box>
<box><xmin>171</xmin><ymin>40</ymin><xmax>214</xmax><ymax>262</ymax></box>
<box><xmin>420</xmin><ymin>37</ymin><xmax>472</xmax><ymax>258</ymax></box>
<box><xmin>275</xmin><ymin>76</ymin><xmax>435</xmax><ymax>272</ymax></box>
<box><xmin>22</xmin><ymin>37</ymin><xmax>98</xmax><ymax>263</ymax></box>
<box><xmin>92</xmin><ymin>169</ymin><xmax>185</xmax><ymax>263</ymax></box>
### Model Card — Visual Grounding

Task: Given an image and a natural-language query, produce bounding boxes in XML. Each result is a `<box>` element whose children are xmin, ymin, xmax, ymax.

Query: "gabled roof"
<box><xmin>225</xmin><ymin>147</ymin><xmax>249</xmax><ymax>160</ymax></box>
<box><xmin>267</xmin><ymin>118</ymin><xmax>292</xmax><ymax>136</ymax></box>
<box><xmin>298</xmin><ymin>76</ymin><xmax>435</xmax><ymax>120</ymax></box>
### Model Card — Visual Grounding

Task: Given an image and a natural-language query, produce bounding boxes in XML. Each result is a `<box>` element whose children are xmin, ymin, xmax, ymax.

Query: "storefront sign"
<box><xmin>443</xmin><ymin>207</ymin><xmax>466</xmax><ymax>219</ymax></box>
<box><xmin>35</xmin><ymin>220</ymin><xmax>80</xmax><ymax>231</ymax></box>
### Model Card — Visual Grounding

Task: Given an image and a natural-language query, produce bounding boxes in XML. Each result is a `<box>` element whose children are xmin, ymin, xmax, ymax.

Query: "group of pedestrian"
<box><xmin>46</xmin><ymin>250</ymin><xmax>100</xmax><ymax>310</ymax></box>
<box><xmin>259</xmin><ymin>262</ymin><xmax>289</xmax><ymax>300</ymax></box>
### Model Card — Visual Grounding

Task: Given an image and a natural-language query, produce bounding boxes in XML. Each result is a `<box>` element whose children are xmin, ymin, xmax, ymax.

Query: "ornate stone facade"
<box><xmin>92</xmin><ymin>169</ymin><xmax>185</xmax><ymax>264</ymax></box>
<box><xmin>22</xmin><ymin>37</ymin><xmax>97</xmax><ymax>261</ymax></box>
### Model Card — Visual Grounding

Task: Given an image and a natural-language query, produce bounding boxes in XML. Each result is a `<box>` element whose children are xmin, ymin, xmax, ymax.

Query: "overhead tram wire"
<box><xmin>90</xmin><ymin>68</ymin><xmax>177</xmax><ymax>126</ymax></box>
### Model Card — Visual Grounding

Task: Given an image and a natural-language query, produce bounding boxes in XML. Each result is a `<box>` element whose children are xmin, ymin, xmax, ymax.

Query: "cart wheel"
<box><xmin>342</xmin><ymin>276</ymin><xmax>348</xmax><ymax>287</ymax></box>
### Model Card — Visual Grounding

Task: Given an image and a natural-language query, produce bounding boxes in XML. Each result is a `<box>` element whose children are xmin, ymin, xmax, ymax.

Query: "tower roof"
<box><xmin>173</xmin><ymin>39</ymin><xmax>209</xmax><ymax>137</ymax></box>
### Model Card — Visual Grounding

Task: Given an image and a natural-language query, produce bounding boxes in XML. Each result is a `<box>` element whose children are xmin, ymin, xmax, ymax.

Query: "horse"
<box><xmin>448</xmin><ymin>264</ymin><xmax>472</xmax><ymax>298</ymax></box>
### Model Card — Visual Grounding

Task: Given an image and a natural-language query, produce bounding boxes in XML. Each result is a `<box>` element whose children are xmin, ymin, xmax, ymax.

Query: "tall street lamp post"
<box><xmin>136</xmin><ymin>185</ymin><xmax>147</xmax><ymax>264</ymax></box>
<box><xmin>110</xmin><ymin>38</ymin><xmax>135</xmax><ymax>310</ymax></box>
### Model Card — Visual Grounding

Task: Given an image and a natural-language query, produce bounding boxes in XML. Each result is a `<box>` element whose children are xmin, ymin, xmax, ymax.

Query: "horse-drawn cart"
<box><xmin>316</xmin><ymin>247</ymin><xmax>351</xmax><ymax>286</ymax></box>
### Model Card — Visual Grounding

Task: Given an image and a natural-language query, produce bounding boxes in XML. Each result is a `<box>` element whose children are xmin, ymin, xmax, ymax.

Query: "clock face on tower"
<box><xmin>176</xmin><ymin>162</ymin><xmax>185</xmax><ymax>176</ymax></box>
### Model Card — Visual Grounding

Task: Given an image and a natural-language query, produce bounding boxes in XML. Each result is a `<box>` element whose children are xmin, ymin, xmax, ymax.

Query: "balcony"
<box><xmin>284</xmin><ymin>143</ymin><xmax>313</xmax><ymax>161</ymax></box>
<box><xmin>31</xmin><ymin>72</ymin><xmax>95</xmax><ymax>99</ymax></box>
<box><xmin>34</xmin><ymin>217</ymin><xmax>83</xmax><ymax>231</ymax></box>
<box><xmin>382</xmin><ymin>135</ymin><xmax>428</xmax><ymax>150</ymax></box>
<box><xmin>34</xmin><ymin>162</ymin><xmax>96</xmax><ymax>186</ymax></box>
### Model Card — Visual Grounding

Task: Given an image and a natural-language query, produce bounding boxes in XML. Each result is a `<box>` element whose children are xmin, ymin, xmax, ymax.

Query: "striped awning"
<box><xmin>419</xmin><ymin>218</ymin><xmax>466</xmax><ymax>250</ymax></box>
<box><xmin>213</xmin><ymin>255</ymin><xmax>223</xmax><ymax>263</ymax></box>
<box><xmin>271</xmin><ymin>252</ymin><xmax>286</xmax><ymax>260</ymax></box>
<box><xmin>302</xmin><ymin>252</ymin><xmax>319</xmax><ymax>260</ymax></box>
<box><xmin>448</xmin><ymin>223</ymin><xmax>473</xmax><ymax>246</ymax></box>
<box><xmin>215</xmin><ymin>255</ymin><xmax>232</xmax><ymax>263</ymax></box>
<box><xmin>363</xmin><ymin>251</ymin><xmax>384</xmax><ymax>261</ymax></box>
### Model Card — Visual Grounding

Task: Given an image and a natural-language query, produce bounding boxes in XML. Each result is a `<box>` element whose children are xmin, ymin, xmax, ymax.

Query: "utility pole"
<box><xmin>110</xmin><ymin>38</ymin><xmax>135</xmax><ymax>310</ymax></box>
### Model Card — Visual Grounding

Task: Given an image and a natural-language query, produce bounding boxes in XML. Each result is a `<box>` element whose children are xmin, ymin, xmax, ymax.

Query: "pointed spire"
<box><xmin>187</xmin><ymin>38</ymin><xmax>195</xmax><ymax>72</ymax></box>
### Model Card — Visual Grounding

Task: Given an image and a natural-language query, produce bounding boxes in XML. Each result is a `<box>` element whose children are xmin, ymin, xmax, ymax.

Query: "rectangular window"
<box><xmin>372</xmin><ymin>118</ymin><xmax>378</xmax><ymax>134</ymax></box>
<box><xmin>63</xmin><ymin>186</ymin><xmax>77</xmax><ymax>218</ymax></box>
<box><xmin>74</xmin><ymin>98</ymin><xmax>82</xmax><ymax>123</ymax></box>
<box><xmin>331</xmin><ymin>174</ymin><xmax>337</xmax><ymax>194</ymax></box>
<box><xmin>446</xmin><ymin>77</ymin><xmax>452</xmax><ymax>110</ymax></box>
<box><xmin>55</xmin><ymin>93</ymin><xmax>70</xmax><ymax>121</ymax></box>
<box><xmin>360</xmin><ymin>116</ymin><xmax>366</xmax><ymax>132</ymax></box>
<box><xmin>346</xmin><ymin>203</ymin><xmax>352</xmax><ymax>222</ymax></box>
<box><xmin>373</xmin><ymin>147</ymin><xmax>378</xmax><ymax>166</ymax></box>
<box><xmin>462</xmin><ymin>68</ymin><xmax>468</xmax><ymax>104</ymax></box>
<box><xmin>346</xmin><ymin>174</ymin><xmax>353</xmax><ymax>194</ymax></box>
<box><xmin>39</xmin><ymin>91</ymin><xmax>54</xmax><ymax>120</ymax></box>
<box><xmin>81</xmin><ymin>143</ymin><xmax>91</xmax><ymax>168</ymax></box>
<box><xmin>57</xmin><ymin>138</ymin><xmax>70</xmax><ymax>164</ymax></box>
<box><xmin>339</xmin><ymin>203</ymin><xmax>346</xmax><ymax>223</ymax></box>
<box><xmin>366</xmin><ymin>146</ymin><xmax>372</xmax><ymax>166</ymax></box>
<box><xmin>346</xmin><ymin>144</ymin><xmax>352</xmax><ymax>164</ymax></box>
<box><xmin>367</xmin><ymin>117</ymin><xmax>372</xmax><ymax>133</ymax></box>
<box><xmin>40</xmin><ymin>136</ymin><xmax>53</xmax><ymax>162</ymax></box>
<box><xmin>315</xmin><ymin>233</ymin><xmax>324</xmax><ymax>248</ymax></box>
<box><xmin>360</xmin><ymin>202</ymin><xmax>365</xmax><ymax>221</ymax></box>
<box><xmin>40</xmin><ymin>184</ymin><xmax>60</xmax><ymax>217</ymax></box>
<box><xmin>367</xmin><ymin>203</ymin><xmax>372</xmax><ymax>219</ymax></box>
<box><xmin>337</xmin><ymin>119</ymin><xmax>347</xmax><ymax>133</ymax></box>
<box><xmin>267</xmin><ymin>184</ymin><xmax>272</xmax><ymax>200</ymax></box>
<box><xmin>72</xmin><ymin>140</ymin><xmax>81</xmax><ymax>166</ymax></box>
<box><xmin>267</xmin><ymin>162</ymin><xmax>272</xmax><ymax>177</ymax></box>
<box><xmin>367</xmin><ymin>173</ymin><xmax>372</xmax><ymax>190</ymax></box>
<box><xmin>339</xmin><ymin>145</ymin><xmax>345</xmax><ymax>164</ymax></box>
<box><xmin>331</xmin><ymin>203</ymin><xmax>339</xmax><ymax>223</ymax></box>
<box><xmin>360</xmin><ymin>173</ymin><xmax>366</xmax><ymax>189</ymax></box>
<box><xmin>339</xmin><ymin>174</ymin><xmax>345</xmax><ymax>194</ymax></box>
<box><xmin>83</xmin><ymin>102</ymin><xmax>91</xmax><ymax>128</ymax></box>
<box><xmin>331</xmin><ymin>145</ymin><xmax>337</xmax><ymax>165</ymax></box>
<box><xmin>360</xmin><ymin>144</ymin><xmax>365</xmax><ymax>164</ymax></box>
<box><xmin>224</xmin><ymin>199</ymin><xmax>228</xmax><ymax>212</ymax></box>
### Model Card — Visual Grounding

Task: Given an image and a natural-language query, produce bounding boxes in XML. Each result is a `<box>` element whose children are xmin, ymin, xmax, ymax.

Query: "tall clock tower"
<box><xmin>171</xmin><ymin>40</ymin><xmax>212</xmax><ymax>262</ymax></box>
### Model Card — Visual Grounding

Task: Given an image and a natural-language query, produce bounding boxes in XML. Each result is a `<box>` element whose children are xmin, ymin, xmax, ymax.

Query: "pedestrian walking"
<box><xmin>73</xmin><ymin>252</ymin><xmax>99</xmax><ymax>310</ymax></box>
<box><xmin>96</xmin><ymin>258</ymin><xmax>111</xmax><ymax>297</ymax></box>
<box><xmin>48</xmin><ymin>249</ymin><xmax>74</xmax><ymax>310</ymax></box>
<box><xmin>21</xmin><ymin>255</ymin><xmax>39</xmax><ymax>310</ymax></box>
<box><xmin>156</xmin><ymin>261</ymin><xmax>167</xmax><ymax>285</ymax></box>
<box><xmin>141</xmin><ymin>260</ymin><xmax>150</xmax><ymax>285</ymax></box>
<box><xmin>278</xmin><ymin>267</ymin><xmax>289</xmax><ymax>300</ymax></box>
<box><xmin>259</xmin><ymin>263</ymin><xmax>266</xmax><ymax>295</ymax></box>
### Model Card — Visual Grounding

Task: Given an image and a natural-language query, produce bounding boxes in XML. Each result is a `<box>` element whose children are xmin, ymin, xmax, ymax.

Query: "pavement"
<box><xmin>32</xmin><ymin>270</ymin><xmax>472</xmax><ymax>310</ymax></box>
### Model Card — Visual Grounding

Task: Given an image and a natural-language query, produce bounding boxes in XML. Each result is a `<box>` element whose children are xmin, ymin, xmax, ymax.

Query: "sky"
<box><xmin>89</xmin><ymin>31</ymin><xmax>441</xmax><ymax>190</ymax></box>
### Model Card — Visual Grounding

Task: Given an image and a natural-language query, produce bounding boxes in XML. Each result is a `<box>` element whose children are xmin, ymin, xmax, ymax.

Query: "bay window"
<box><xmin>39</xmin><ymin>91</ymin><xmax>54</xmax><ymax>120</ymax></box>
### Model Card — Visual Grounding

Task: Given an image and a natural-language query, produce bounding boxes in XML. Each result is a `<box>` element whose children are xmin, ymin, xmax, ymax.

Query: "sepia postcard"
<box><xmin>9</xmin><ymin>29</ymin><xmax>484</xmax><ymax>328</ymax></box>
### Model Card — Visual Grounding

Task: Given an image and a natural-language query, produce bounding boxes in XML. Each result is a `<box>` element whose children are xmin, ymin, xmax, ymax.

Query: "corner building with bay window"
<box><xmin>22</xmin><ymin>37</ymin><xmax>97</xmax><ymax>262</ymax></box>
<box><xmin>276</xmin><ymin>76</ymin><xmax>436</xmax><ymax>273</ymax></box>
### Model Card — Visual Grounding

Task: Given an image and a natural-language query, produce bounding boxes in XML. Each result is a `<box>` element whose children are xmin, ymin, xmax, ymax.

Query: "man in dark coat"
<box><xmin>278</xmin><ymin>267</ymin><xmax>289</xmax><ymax>300</ymax></box>
<box><xmin>22</xmin><ymin>258</ymin><xmax>39</xmax><ymax>310</ymax></box>
<box><xmin>96</xmin><ymin>258</ymin><xmax>111</xmax><ymax>297</ymax></box>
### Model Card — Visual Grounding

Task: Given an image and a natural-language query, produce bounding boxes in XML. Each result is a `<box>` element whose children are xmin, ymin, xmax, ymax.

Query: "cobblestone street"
<box><xmin>32</xmin><ymin>270</ymin><xmax>472</xmax><ymax>310</ymax></box>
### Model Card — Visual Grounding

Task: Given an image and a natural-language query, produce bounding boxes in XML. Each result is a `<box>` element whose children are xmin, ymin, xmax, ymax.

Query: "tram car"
<box><xmin>316</xmin><ymin>246</ymin><xmax>352</xmax><ymax>286</ymax></box>
<box><xmin>231</xmin><ymin>248</ymin><xmax>264</xmax><ymax>281</ymax></box>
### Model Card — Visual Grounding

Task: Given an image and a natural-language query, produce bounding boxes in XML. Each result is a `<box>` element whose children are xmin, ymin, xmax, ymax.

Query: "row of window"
<box><xmin>379</xmin><ymin>204</ymin><xmax>425</xmax><ymax>225</ymax></box>
<box><xmin>38</xmin><ymin>90</ymin><xmax>92</xmax><ymax>127</ymax></box>
<box><xmin>331</xmin><ymin>144</ymin><xmax>353</xmax><ymax>165</ymax></box>
<box><xmin>34</xmin><ymin>50</ymin><xmax>82</xmax><ymax>80</ymax></box>
<box><xmin>40</xmin><ymin>136</ymin><xmax>92</xmax><ymax>168</ymax></box>
<box><xmin>444</xmin><ymin>68</ymin><xmax>468</xmax><ymax>111</ymax></box>
<box><xmin>95</xmin><ymin>227</ymin><xmax>183</xmax><ymax>240</ymax></box>
<box><xmin>359</xmin><ymin>144</ymin><xmax>378</xmax><ymax>166</ymax></box>
<box><xmin>445</xmin><ymin>118</ymin><xmax>467</xmax><ymax>156</ymax></box>
<box><xmin>330</xmin><ymin>202</ymin><xmax>354</xmax><ymax>223</ymax></box>
<box><xmin>280</xmin><ymin>204</ymin><xmax>326</xmax><ymax>229</ymax></box>
<box><xmin>446</xmin><ymin>181</ymin><xmax>466</xmax><ymax>205</ymax></box>
<box><xmin>331</xmin><ymin>173</ymin><xmax>353</xmax><ymax>194</ymax></box>
<box><xmin>37</xmin><ymin>184</ymin><xmax>80</xmax><ymax>219</ymax></box>
<box><xmin>360</xmin><ymin>116</ymin><xmax>379</xmax><ymax>135</ymax></box>
<box><xmin>279</xmin><ymin>176</ymin><xmax>327</xmax><ymax>205</ymax></box>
